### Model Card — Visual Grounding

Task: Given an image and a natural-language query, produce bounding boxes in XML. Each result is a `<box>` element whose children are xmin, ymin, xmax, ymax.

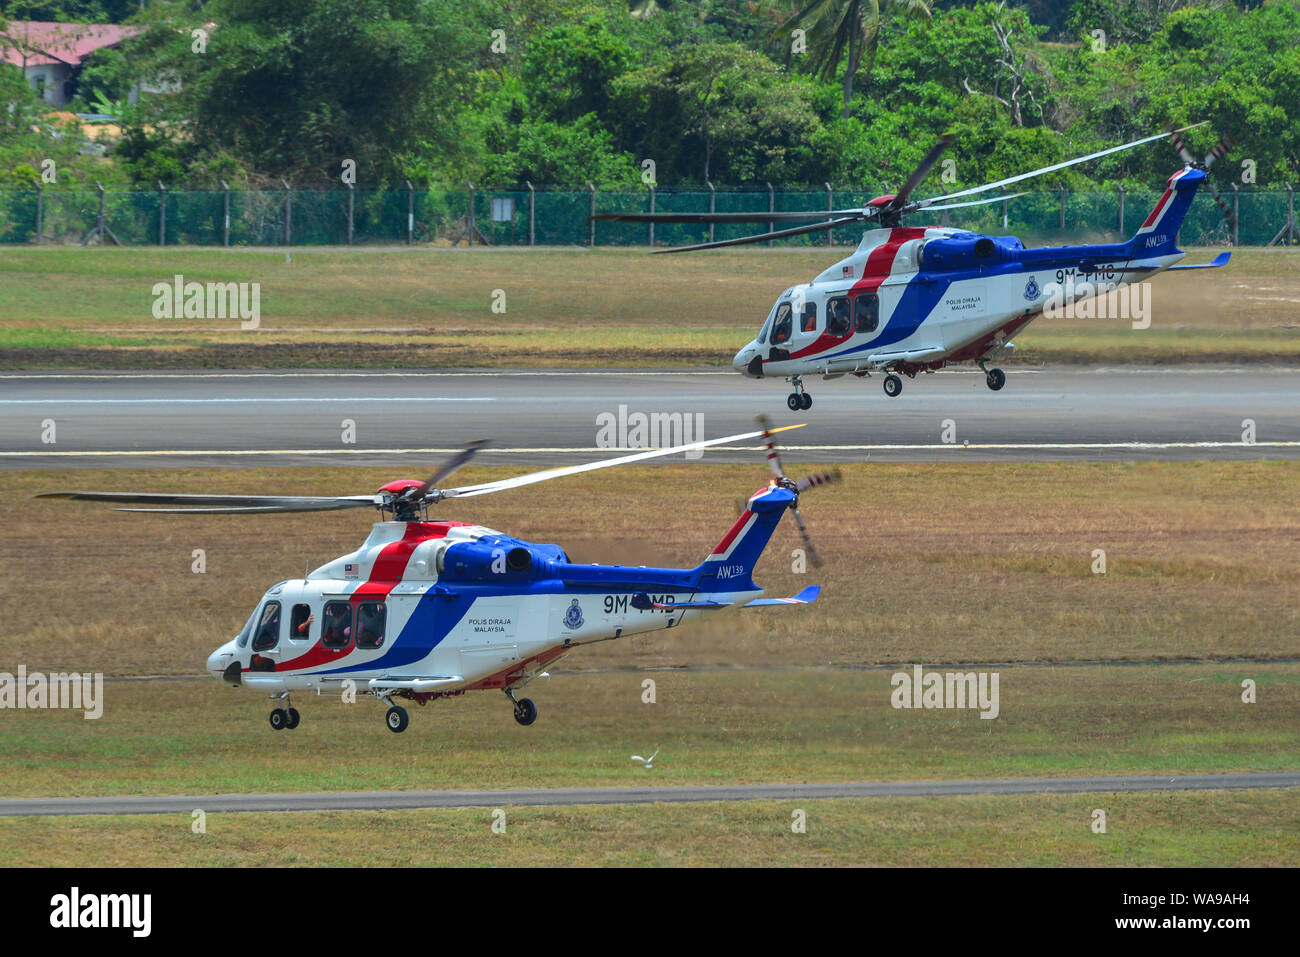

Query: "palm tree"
<box><xmin>776</xmin><ymin>0</ymin><xmax>932</xmax><ymax>119</ymax></box>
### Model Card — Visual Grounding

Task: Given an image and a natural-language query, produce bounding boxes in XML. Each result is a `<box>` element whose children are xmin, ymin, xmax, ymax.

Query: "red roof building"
<box><xmin>0</xmin><ymin>21</ymin><xmax>145</xmax><ymax>106</ymax></box>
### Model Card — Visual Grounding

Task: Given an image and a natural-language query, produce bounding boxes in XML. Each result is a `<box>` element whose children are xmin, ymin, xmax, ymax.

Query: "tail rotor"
<box><xmin>756</xmin><ymin>416</ymin><xmax>840</xmax><ymax>568</ymax></box>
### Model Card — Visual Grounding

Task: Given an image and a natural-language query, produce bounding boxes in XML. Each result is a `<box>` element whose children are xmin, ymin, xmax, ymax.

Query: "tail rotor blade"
<box><xmin>1203</xmin><ymin>132</ymin><xmax>1235</xmax><ymax>169</ymax></box>
<box><xmin>795</xmin><ymin>469</ymin><xmax>841</xmax><ymax>492</ymax></box>
<box><xmin>1166</xmin><ymin>122</ymin><xmax>1197</xmax><ymax>166</ymax></box>
<box><xmin>790</xmin><ymin>504</ymin><xmax>822</xmax><ymax>569</ymax></box>
<box><xmin>756</xmin><ymin>414</ymin><xmax>787</xmax><ymax>480</ymax></box>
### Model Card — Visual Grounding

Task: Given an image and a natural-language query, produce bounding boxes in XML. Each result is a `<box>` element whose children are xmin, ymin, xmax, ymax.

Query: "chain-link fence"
<box><xmin>1</xmin><ymin>183</ymin><xmax>1295</xmax><ymax>247</ymax></box>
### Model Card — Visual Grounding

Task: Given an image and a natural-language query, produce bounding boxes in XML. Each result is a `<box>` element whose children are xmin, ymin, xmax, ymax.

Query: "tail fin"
<box><xmin>693</xmin><ymin>485</ymin><xmax>793</xmax><ymax>592</ymax></box>
<box><xmin>1131</xmin><ymin>167</ymin><xmax>1206</xmax><ymax>256</ymax></box>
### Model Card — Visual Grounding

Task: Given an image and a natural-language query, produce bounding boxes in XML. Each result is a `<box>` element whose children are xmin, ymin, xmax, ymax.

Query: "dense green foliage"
<box><xmin>0</xmin><ymin>0</ymin><xmax>1296</xmax><ymax>192</ymax></box>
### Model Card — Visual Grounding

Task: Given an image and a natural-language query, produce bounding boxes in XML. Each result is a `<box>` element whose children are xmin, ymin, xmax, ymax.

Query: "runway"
<box><xmin>3</xmin><ymin>772</ymin><xmax>1296</xmax><ymax>816</ymax></box>
<box><xmin>2</xmin><ymin>366</ymin><xmax>1298</xmax><ymax>468</ymax></box>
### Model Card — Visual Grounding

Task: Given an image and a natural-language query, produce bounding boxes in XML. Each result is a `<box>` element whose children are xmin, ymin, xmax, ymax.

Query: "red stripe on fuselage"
<box><xmin>785</xmin><ymin>227</ymin><xmax>927</xmax><ymax>361</ymax></box>
<box><xmin>274</xmin><ymin>521</ymin><xmax>469</xmax><ymax>672</ymax></box>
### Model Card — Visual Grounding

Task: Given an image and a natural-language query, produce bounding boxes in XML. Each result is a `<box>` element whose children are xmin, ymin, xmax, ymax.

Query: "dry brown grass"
<box><xmin>5</xmin><ymin>460</ymin><xmax>1298</xmax><ymax>676</ymax></box>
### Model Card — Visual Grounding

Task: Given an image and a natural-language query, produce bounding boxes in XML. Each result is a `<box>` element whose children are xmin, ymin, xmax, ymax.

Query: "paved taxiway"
<box><xmin>2</xmin><ymin>773</ymin><xmax>1296</xmax><ymax>816</ymax></box>
<box><xmin>2</xmin><ymin>366</ymin><xmax>1297</xmax><ymax>468</ymax></box>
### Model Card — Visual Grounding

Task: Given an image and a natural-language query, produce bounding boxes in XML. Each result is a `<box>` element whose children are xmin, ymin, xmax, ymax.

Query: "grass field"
<box><xmin>4</xmin><ymin>460</ymin><xmax>1298</xmax><ymax>866</ymax></box>
<box><xmin>6</xmin><ymin>461</ymin><xmax>1299</xmax><ymax>677</ymax></box>
<box><xmin>2</xmin><ymin>789</ymin><xmax>1296</xmax><ymax>867</ymax></box>
<box><xmin>1</xmin><ymin>246</ymin><xmax>1297</xmax><ymax>368</ymax></box>
<box><xmin>1</xmin><ymin>665</ymin><xmax>1296</xmax><ymax>799</ymax></box>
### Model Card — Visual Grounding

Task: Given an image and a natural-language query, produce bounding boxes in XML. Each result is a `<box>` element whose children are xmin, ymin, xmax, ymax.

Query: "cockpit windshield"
<box><xmin>234</xmin><ymin>606</ymin><xmax>258</xmax><ymax>648</ymax></box>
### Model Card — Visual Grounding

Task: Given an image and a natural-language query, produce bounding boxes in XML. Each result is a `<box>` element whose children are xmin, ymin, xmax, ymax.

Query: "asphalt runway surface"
<box><xmin>2</xmin><ymin>366</ymin><xmax>1298</xmax><ymax>469</ymax></box>
<box><xmin>3</xmin><ymin>773</ymin><xmax>1296</xmax><ymax>817</ymax></box>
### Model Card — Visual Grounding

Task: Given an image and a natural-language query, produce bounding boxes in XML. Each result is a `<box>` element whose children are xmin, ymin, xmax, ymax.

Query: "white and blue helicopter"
<box><xmin>41</xmin><ymin>421</ymin><xmax>834</xmax><ymax>733</ymax></box>
<box><xmin>597</xmin><ymin>124</ymin><xmax>1234</xmax><ymax>407</ymax></box>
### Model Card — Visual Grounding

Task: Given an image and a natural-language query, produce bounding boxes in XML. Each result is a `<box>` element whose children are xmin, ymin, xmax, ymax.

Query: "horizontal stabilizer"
<box><xmin>1166</xmin><ymin>251</ymin><xmax>1231</xmax><ymax>270</ymax></box>
<box><xmin>630</xmin><ymin>593</ymin><xmax>728</xmax><ymax>611</ymax></box>
<box><xmin>743</xmin><ymin>585</ymin><xmax>821</xmax><ymax>607</ymax></box>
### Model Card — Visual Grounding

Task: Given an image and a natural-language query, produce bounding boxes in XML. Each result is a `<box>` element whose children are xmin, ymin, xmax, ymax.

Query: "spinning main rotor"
<box><xmin>39</xmin><ymin>422</ymin><xmax>831</xmax><ymax>525</ymax></box>
<box><xmin>593</xmin><ymin>124</ymin><xmax>1210</xmax><ymax>253</ymax></box>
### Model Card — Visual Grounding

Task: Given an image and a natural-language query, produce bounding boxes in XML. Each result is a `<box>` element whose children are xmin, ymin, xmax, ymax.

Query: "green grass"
<box><xmin>0</xmin><ymin>791</ymin><xmax>1296</xmax><ymax>867</ymax></box>
<box><xmin>0</xmin><ymin>666</ymin><xmax>1294</xmax><ymax>799</ymax></box>
<box><xmin>2</xmin><ymin>246</ymin><xmax>1296</xmax><ymax>368</ymax></box>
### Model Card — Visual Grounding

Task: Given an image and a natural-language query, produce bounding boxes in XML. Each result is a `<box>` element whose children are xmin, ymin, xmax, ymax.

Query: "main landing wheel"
<box><xmin>786</xmin><ymin>392</ymin><xmax>801</xmax><ymax>411</ymax></box>
<box><xmin>285</xmin><ymin>707</ymin><xmax>301</xmax><ymax>730</ymax></box>
<box><xmin>883</xmin><ymin>374</ymin><xmax>903</xmax><ymax>398</ymax></box>
<box><xmin>513</xmin><ymin>698</ymin><xmax>538</xmax><ymax>726</ymax></box>
<box><xmin>985</xmin><ymin>368</ymin><xmax>1006</xmax><ymax>391</ymax></box>
<box><xmin>385</xmin><ymin>705</ymin><xmax>409</xmax><ymax>734</ymax></box>
<box><xmin>269</xmin><ymin>708</ymin><xmax>288</xmax><ymax>731</ymax></box>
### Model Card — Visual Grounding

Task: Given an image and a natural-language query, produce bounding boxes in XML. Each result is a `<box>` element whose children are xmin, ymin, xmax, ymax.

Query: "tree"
<box><xmin>775</xmin><ymin>0</ymin><xmax>933</xmax><ymax>118</ymax></box>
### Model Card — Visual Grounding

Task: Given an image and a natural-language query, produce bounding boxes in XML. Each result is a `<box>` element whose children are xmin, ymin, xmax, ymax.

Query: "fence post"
<box><xmin>468</xmin><ymin>181</ymin><xmax>476</xmax><ymax>247</ymax></box>
<box><xmin>588</xmin><ymin>182</ymin><xmax>595</xmax><ymax>247</ymax></box>
<box><xmin>526</xmin><ymin>180</ymin><xmax>535</xmax><ymax>246</ymax></box>
<box><xmin>282</xmin><ymin>179</ymin><xmax>292</xmax><ymax>246</ymax></box>
<box><xmin>346</xmin><ymin>182</ymin><xmax>354</xmax><ymax>246</ymax></box>
<box><xmin>221</xmin><ymin>180</ymin><xmax>230</xmax><ymax>247</ymax></box>
<box><xmin>1231</xmin><ymin>183</ymin><xmax>1239</xmax><ymax>246</ymax></box>
<box><xmin>647</xmin><ymin>185</ymin><xmax>654</xmax><ymax>248</ymax></box>
<box><xmin>33</xmin><ymin>179</ymin><xmax>43</xmax><ymax>245</ymax></box>
<box><xmin>405</xmin><ymin>180</ymin><xmax>413</xmax><ymax>245</ymax></box>
<box><xmin>706</xmin><ymin>180</ymin><xmax>715</xmax><ymax>244</ymax></box>
<box><xmin>1058</xmin><ymin>185</ymin><xmax>1065</xmax><ymax>232</ymax></box>
<box><xmin>826</xmin><ymin>182</ymin><xmax>833</xmax><ymax>246</ymax></box>
<box><xmin>1117</xmin><ymin>184</ymin><xmax>1124</xmax><ymax>235</ymax></box>
<box><xmin>1291</xmin><ymin>183</ymin><xmax>1297</xmax><ymax>245</ymax></box>
<box><xmin>767</xmin><ymin>182</ymin><xmax>774</xmax><ymax>247</ymax></box>
<box><xmin>96</xmin><ymin>181</ymin><xmax>106</xmax><ymax>241</ymax></box>
<box><xmin>158</xmin><ymin>182</ymin><xmax>166</xmax><ymax>246</ymax></box>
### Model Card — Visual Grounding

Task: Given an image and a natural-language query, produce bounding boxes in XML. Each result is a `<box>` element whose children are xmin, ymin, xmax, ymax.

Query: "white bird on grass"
<box><xmin>630</xmin><ymin>748</ymin><xmax>660</xmax><ymax>769</ymax></box>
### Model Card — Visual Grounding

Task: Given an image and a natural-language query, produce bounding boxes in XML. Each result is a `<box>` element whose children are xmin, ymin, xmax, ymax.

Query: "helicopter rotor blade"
<box><xmin>591</xmin><ymin>209</ymin><xmax>863</xmax><ymax>224</ymax></box>
<box><xmin>1166</xmin><ymin>121</ymin><xmax>1198</xmax><ymax>166</ymax></box>
<box><xmin>653</xmin><ymin>217</ymin><xmax>864</xmax><ymax>254</ymax></box>
<box><xmin>789</xmin><ymin>503</ymin><xmax>822</xmax><ymax>569</ymax></box>
<box><xmin>888</xmin><ymin>134</ymin><xmax>956</xmax><ymax>211</ymax></box>
<box><xmin>446</xmin><ymin>424</ymin><xmax>806</xmax><ymax>499</ymax></box>
<box><xmin>756</xmin><ymin>414</ymin><xmax>788</xmax><ymax>481</ymax></box>
<box><xmin>903</xmin><ymin>191</ymin><xmax>1028</xmax><ymax>215</ymax></box>
<box><xmin>410</xmin><ymin>439</ymin><xmax>490</xmax><ymax>501</ymax></box>
<box><xmin>916</xmin><ymin>123</ymin><xmax>1209</xmax><ymax>209</ymax></box>
<box><xmin>36</xmin><ymin>491</ymin><xmax>381</xmax><ymax>513</ymax></box>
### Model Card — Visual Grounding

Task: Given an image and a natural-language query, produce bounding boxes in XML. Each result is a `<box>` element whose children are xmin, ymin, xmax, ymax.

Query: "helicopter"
<box><xmin>595</xmin><ymin>124</ymin><xmax>1234</xmax><ymax>408</ymax></box>
<box><xmin>40</xmin><ymin>421</ymin><xmax>835</xmax><ymax>733</ymax></box>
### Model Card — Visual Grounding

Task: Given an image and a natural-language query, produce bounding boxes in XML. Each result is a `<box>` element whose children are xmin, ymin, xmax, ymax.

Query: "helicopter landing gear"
<box><xmin>385</xmin><ymin>704</ymin><xmax>409</xmax><ymax>734</ymax></box>
<box><xmin>270</xmin><ymin>693</ymin><xmax>300</xmax><ymax>731</ymax></box>
<box><xmin>785</xmin><ymin>376</ymin><xmax>812</xmax><ymax>411</ymax></box>
<box><xmin>882</xmin><ymin>374</ymin><xmax>903</xmax><ymax>398</ymax></box>
<box><xmin>979</xmin><ymin>361</ymin><xmax>1006</xmax><ymax>391</ymax></box>
<box><xmin>506</xmin><ymin>687</ymin><xmax>538</xmax><ymax>726</ymax></box>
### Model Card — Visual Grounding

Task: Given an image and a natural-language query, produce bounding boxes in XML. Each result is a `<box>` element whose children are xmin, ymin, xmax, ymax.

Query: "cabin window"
<box><xmin>826</xmin><ymin>297</ymin><xmax>851</xmax><ymax>336</ymax></box>
<box><xmin>770</xmin><ymin>302</ymin><xmax>793</xmax><ymax>345</ymax></box>
<box><xmin>251</xmin><ymin>601</ymin><xmax>281</xmax><ymax>652</ymax></box>
<box><xmin>289</xmin><ymin>603</ymin><xmax>313</xmax><ymax>641</ymax></box>
<box><xmin>322</xmin><ymin>601</ymin><xmax>353</xmax><ymax>649</ymax></box>
<box><xmin>854</xmin><ymin>292</ymin><xmax>879</xmax><ymax>333</ymax></box>
<box><xmin>356</xmin><ymin>602</ymin><xmax>387</xmax><ymax>649</ymax></box>
<box><xmin>800</xmin><ymin>302</ymin><xmax>817</xmax><ymax>332</ymax></box>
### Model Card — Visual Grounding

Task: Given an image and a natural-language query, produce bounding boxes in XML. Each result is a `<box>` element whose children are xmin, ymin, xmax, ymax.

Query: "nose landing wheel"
<box><xmin>785</xmin><ymin>376</ymin><xmax>812</xmax><ymax>411</ymax></box>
